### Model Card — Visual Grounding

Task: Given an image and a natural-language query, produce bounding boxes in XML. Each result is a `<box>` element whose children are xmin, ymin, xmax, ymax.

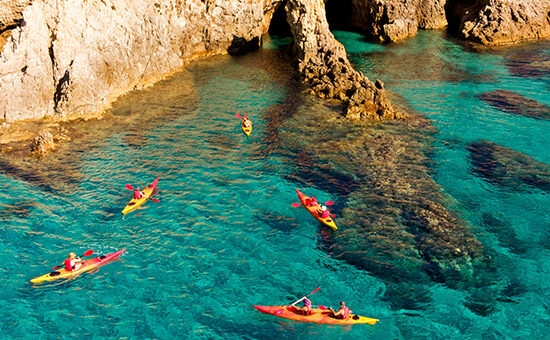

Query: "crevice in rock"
<box><xmin>53</xmin><ymin>68</ymin><xmax>70</xmax><ymax>114</ymax></box>
<box><xmin>444</xmin><ymin>0</ymin><xmax>478</xmax><ymax>35</ymax></box>
<box><xmin>325</xmin><ymin>0</ymin><xmax>355</xmax><ymax>31</ymax></box>
<box><xmin>268</xmin><ymin>0</ymin><xmax>292</xmax><ymax>37</ymax></box>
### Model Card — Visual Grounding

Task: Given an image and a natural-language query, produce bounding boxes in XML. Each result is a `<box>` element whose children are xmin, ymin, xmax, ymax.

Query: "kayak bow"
<box><xmin>30</xmin><ymin>249</ymin><xmax>126</xmax><ymax>284</ymax></box>
<box><xmin>253</xmin><ymin>305</ymin><xmax>379</xmax><ymax>325</ymax></box>
<box><xmin>122</xmin><ymin>177</ymin><xmax>159</xmax><ymax>215</ymax></box>
<box><xmin>296</xmin><ymin>189</ymin><xmax>337</xmax><ymax>230</ymax></box>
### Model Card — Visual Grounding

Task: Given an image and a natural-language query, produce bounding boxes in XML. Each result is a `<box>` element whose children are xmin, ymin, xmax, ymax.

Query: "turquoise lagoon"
<box><xmin>0</xmin><ymin>31</ymin><xmax>549</xmax><ymax>338</ymax></box>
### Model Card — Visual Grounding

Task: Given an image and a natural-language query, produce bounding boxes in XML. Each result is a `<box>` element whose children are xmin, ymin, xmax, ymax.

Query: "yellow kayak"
<box><xmin>296</xmin><ymin>189</ymin><xmax>337</xmax><ymax>230</ymax></box>
<box><xmin>242</xmin><ymin>121</ymin><xmax>252</xmax><ymax>136</ymax></box>
<box><xmin>30</xmin><ymin>249</ymin><xmax>126</xmax><ymax>284</ymax></box>
<box><xmin>122</xmin><ymin>177</ymin><xmax>159</xmax><ymax>215</ymax></box>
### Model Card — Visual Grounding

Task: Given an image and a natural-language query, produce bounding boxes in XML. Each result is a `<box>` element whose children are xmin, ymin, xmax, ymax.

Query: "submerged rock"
<box><xmin>468</xmin><ymin>140</ymin><xmax>550</xmax><ymax>193</ymax></box>
<box><xmin>30</xmin><ymin>130</ymin><xmax>55</xmax><ymax>156</ymax></box>
<box><xmin>478</xmin><ymin>90</ymin><xmax>550</xmax><ymax>120</ymax></box>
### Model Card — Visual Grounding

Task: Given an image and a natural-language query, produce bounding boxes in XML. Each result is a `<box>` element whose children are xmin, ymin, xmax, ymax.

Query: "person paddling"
<box><xmin>133</xmin><ymin>187</ymin><xmax>145</xmax><ymax>199</ymax></box>
<box><xmin>320</xmin><ymin>205</ymin><xmax>330</xmax><ymax>219</ymax></box>
<box><xmin>64</xmin><ymin>252</ymin><xmax>83</xmax><ymax>271</ymax></box>
<box><xmin>308</xmin><ymin>196</ymin><xmax>319</xmax><ymax>207</ymax></box>
<box><xmin>242</xmin><ymin>116</ymin><xmax>252</xmax><ymax>128</ymax></box>
<box><xmin>330</xmin><ymin>301</ymin><xmax>352</xmax><ymax>319</ymax></box>
<box><xmin>295</xmin><ymin>297</ymin><xmax>312</xmax><ymax>316</ymax></box>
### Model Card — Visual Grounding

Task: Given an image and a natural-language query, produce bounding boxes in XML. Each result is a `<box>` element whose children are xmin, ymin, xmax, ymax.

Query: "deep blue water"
<box><xmin>1</xmin><ymin>31</ymin><xmax>549</xmax><ymax>338</ymax></box>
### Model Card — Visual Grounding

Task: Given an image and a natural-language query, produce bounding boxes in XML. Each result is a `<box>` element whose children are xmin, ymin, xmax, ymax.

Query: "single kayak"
<box><xmin>30</xmin><ymin>249</ymin><xmax>126</xmax><ymax>284</ymax></box>
<box><xmin>253</xmin><ymin>305</ymin><xmax>379</xmax><ymax>325</ymax></box>
<box><xmin>296</xmin><ymin>189</ymin><xmax>337</xmax><ymax>230</ymax></box>
<box><xmin>242</xmin><ymin>121</ymin><xmax>252</xmax><ymax>136</ymax></box>
<box><xmin>122</xmin><ymin>177</ymin><xmax>159</xmax><ymax>215</ymax></box>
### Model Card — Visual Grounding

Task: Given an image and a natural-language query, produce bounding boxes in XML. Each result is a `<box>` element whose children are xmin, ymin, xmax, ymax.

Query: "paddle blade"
<box><xmin>309</xmin><ymin>287</ymin><xmax>321</xmax><ymax>295</ymax></box>
<box><xmin>235</xmin><ymin>113</ymin><xmax>242</xmax><ymax>119</ymax></box>
<box><xmin>151</xmin><ymin>198</ymin><xmax>160</xmax><ymax>203</ymax></box>
<box><xmin>125</xmin><ymin>184</ymin><xmax>135</xmax><ymax>191</ymax></box>
<box><xmin>291</xmin><ymin>203</ymin><xmax>302</xmax><ymax>207</ymax></box>
<box><xmin>318</xmin><ymin>305</ymin><xmax>328</xmax><ymax>310</ymax></box>
<box><xmin>330</xmin><ymin>214</ymin><xmax>336</xmax><ymax>218</ymax></box>
<box><xmin>82</xmin><ymin>249</ymin><xmax>93</xmax><ymax>257</ymax></box>
<box><xmin>324</xmin><ymin>201</ymin><xmax>334</xmax><ymax>206</ymax></box>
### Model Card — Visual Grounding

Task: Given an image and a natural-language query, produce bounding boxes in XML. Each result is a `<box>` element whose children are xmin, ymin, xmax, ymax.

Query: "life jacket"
<box><xmin>339</xmin><ymin>306</ymin><xmax>350</xmax><ymax>319</ymax></box>
<box><xmin>321</xmin><ymin>210</ymin><xmax>329</xmax><ymax>218</ymax></box>
<box><xmin>304</xmin><ymin>299</ymin><xmax>312</xmax><ymax>315</ymax></box>
<box><xmin>64</xmin><ymin>258</ymin><xmax>73</xmax><ymax>271</ymax></box>
<box><xmin>134</xmin><ymin>190</ymin><xmax>142</xmax><ymax>199</ymax></box>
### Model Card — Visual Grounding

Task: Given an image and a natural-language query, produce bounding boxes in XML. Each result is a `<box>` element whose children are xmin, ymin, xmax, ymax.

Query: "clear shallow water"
<box><xmin>0</xmin><ymin>32</ymin><xmax>549</xmax><ymax>339</ymax></box>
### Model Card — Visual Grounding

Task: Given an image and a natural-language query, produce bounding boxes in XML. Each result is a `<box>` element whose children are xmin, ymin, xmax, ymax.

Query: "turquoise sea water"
<box><xmin>1</xmin><ymin>31</ymin><xmax>549</xmax><ymax>338</ymax></box>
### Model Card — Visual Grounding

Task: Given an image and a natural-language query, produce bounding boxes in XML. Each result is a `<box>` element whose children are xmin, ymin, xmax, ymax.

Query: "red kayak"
<box><xmin>253</xmin><ymin>305</ymin><xmax>379</xmax><ymax>325</ymax></box>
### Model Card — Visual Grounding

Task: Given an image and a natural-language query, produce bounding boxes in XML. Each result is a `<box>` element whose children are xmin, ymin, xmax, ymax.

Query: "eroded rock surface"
<box><xmin>350</xmin><ymin>0</ymin><xmax>448</xmax><ymax>42</ymax></box>
<box><xmin>0</xmin><ymin>0</ymin><xmax>283</xmax><ymax>123</ymax></box>
<box><xmin>285</xmin><ymin>0</ymin><xmax>402</xmax><ymax>120</ymax></box>
<box><xmin>449</xmin><ymin>0</ymin><xmax>550</xmax><ymax>45</ymax></box>
<box><xmin>468</xmin><ymin>140</ymin><xmax>550</xmax><ymax>193</ymax></box>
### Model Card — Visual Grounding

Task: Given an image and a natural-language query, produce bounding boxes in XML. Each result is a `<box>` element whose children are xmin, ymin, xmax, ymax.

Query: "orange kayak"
<box><xmin>122</xmin><ymin>177</ymin><xmax>159</xmax><ymax>215</ymax></box>
<box><xmin>296</xmin><ymin>189</ymin><xmax>337</xmax><ymax>230</ymax></box>
<box><xmin>30</xmin><ymin>249</ymin><xmax>126</xmax><ymax>284</ymax></box>
<box><xmin>253</xmin><ymin>305</ymin><xmax>379</xmax><ymax>325</ymax></box>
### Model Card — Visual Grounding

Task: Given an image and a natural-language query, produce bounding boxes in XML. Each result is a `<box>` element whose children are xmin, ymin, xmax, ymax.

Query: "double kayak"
<box><xmin>253</xmin><ymin>305</ymin><xmax>379</xmax><ymax>325</ymax></box>
<box><xmin>296</xmin><ymin>189</ymin><xmax>337</xmax><ymax>230</ymax></box>
<box><xmin>30</xmin><ymin>249</ymin><xmax>126</xmax><ymax>284</ymax></box>
<box><xmin>122</xmin><ymin>177</ymin><xmax>159</xmax><ymax>215</ymax></box>
<box><xmin>242</xmin><ymin>121</ymin><xmax>252</xmax><ymax>136</ymax></box>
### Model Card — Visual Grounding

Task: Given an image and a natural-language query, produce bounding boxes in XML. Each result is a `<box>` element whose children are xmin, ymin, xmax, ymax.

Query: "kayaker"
<box><xmin>330</xmin><ymin>301</ymin><xmax>352</xmax><ymax>319</ymax></box>
<box><xmin>296</xmin><ymin>298</ymin><xmax>312</xmax><ymax>316</ymax></box>
<box><xmin>64</xmin><ymin>252</ymin><xmax>83</xmax><ymax>271</ymax></box>
<box><xmin>242</xmin><ymin>117</ymin><xmax>252</xmax><ymax>128</ymax></box>
<box><xmin>320</xmin><ymin>206</ymin><xmax>330</xmax><ymax>219</ymax></box>
<box><xmin>133</xmin><ymin>187</ymin><xmax>144</xmax><ymax>199</ymax></box>
<box><xmin>308</xmin><ymin>196</ymin><xmax>318</xmax><ymax>207</ymax></box>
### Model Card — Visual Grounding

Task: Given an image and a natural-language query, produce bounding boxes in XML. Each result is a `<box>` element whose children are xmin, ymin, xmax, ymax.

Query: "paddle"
<box><xmin>125</xmin><ymin>184</ymin><xmax>135</xmax><ymax>191</ymax></box>
<box><xmin>151</xmin><ymin>197</ymin><xmax>160</xmax><ymax>203</ymax></box>
<box><xmin>287</xmin><ymin>287</ymin><xmax>321</xmax><ymax>308</ymax></box>
<box><xmin>318</xmin><ymin>305</ymin><xmax>329</xmax><ymax>310</ymax></box>
<box><xmin>235</xmin><ymin>113</ymin><xmax>247</xmax><ymax>120</ymax></box>
<box><xmin>52</xmin><ymin>249</ymin><xmax>93</xmax><ymax>270</ymax></box>
<box><xmin>291</xmin><ymin>203</ymin><xmax>301</xmax><ymax>207</ymax></box>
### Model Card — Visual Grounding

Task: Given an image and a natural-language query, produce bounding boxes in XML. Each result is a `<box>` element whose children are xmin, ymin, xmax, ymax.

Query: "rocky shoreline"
<box><xmin>1</xmin><ymin>0</ymin><xmax>549</xmax><ymax>154</ymax></box>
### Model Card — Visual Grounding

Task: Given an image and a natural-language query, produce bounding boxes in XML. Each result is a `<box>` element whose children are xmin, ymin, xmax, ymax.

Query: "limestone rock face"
<box><xmin>0</xmin><ymin>0</ymin><xmax>282</xmax><ymax>122</ymax></box>
<box><xmin>456</xmin><ymin>0</ymin><xmax>550</xmax><ymax>45</ymax></box>
<box><xmin>350</xmin><ymin>0</ymin><xmax>448</xmax><ymax>42</ymax></box>
<box><xmin>285</xmin><ymin>0</ymin><xmax>401</xmax><ymax>120</ymax></box>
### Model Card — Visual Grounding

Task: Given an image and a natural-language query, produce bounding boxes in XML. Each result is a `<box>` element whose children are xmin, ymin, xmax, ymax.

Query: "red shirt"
<box><xmin>64</xmin><ymin>258</ymin><xmax>73</xmax><ymax>271</ymax></box>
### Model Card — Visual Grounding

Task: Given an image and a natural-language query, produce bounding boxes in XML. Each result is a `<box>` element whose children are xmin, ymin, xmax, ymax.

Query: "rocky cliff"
<box><xmin>349</xmin><ymin>0</ymin><xmax>448</xmax><ymax>42</ymax></box>
<box><xmin>0</xmin><ymin>0</ymin><xmax>399</xmax><ymax>127</ymax></box>
<box><xmin>347</xmin><ymin>0</ymin><xmax>550</xmax><ymax>45</ymax></box>
<box><xmin>449</xmin><ymin>0</ymin><xmax>550</xmax><ymax>45</ymax></box>
<box><xmin>0</xmin><ymin>0</ymin><xmax>284</xmax><ymax>123</ymax></box>
<box><xmin>285</xmin><ymin>0</ymin><xmax>399</xmax><ymax>119</ymax></box>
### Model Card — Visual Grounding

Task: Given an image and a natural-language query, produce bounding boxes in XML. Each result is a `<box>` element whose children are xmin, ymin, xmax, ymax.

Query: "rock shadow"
<box><xmin>468</xmin><ymin>140</ymin><xmax>550</xmax><ymax>193</ymax></box>
<box><xmin>479</xmin><ymin>90</ymin><xmax>550</xmax><ymax>120</ymax></box>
